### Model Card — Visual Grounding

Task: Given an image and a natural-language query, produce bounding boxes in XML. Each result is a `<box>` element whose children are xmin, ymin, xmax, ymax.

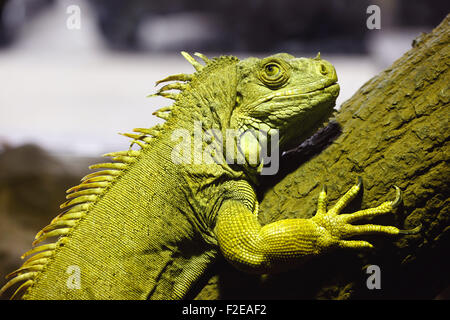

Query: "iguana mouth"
<box><xmin>249</xmin><ymin>82</ymin><xmax>339</xmax><ymax>112</ymax></box>
<box><xmin>271</xmin><ymin>82</ymin><xmax>339</xmax><ymax>100</ymax></box>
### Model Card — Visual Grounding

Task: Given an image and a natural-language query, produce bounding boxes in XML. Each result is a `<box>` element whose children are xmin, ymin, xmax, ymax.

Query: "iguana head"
<box><xmin>152</xmin><ymin>52</ymin><xmax>339</xmax><ymax>175</ymax></box>
<box><xmin>231</xmin><ymin>53</ymin><xmax>339</xmax><ymax>152</ymax></box>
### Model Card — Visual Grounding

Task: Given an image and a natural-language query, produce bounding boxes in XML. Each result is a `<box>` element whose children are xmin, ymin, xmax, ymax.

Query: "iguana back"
<box><xmin>23</xmin><ymin>137</ymin><xmax>219</xmax><ymax>299</ymax></box>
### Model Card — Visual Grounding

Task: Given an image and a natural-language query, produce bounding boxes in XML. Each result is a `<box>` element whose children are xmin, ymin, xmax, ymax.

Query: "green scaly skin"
<box><xmin>1</xmin><ymin>52</ymin><xmax>407</xmax><ymax>299</ymax></box>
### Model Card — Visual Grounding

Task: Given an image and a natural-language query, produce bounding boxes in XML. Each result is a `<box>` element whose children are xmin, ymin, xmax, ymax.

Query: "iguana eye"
<box><xmin>264</xmin><ymin>63</ymin><xmax>280</xmax><ymax>77</ymax></box>
<box><xmin>260</xmin><ymin>60</ymin><xmax>289</xmax><ymax>88</ymax></box>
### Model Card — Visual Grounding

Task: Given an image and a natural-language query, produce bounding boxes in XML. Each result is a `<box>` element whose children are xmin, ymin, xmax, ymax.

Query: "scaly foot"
<box><xmin>311</xmin><ymin>177</ymin><xmax>418</xmax><ymax>251</ymax></box>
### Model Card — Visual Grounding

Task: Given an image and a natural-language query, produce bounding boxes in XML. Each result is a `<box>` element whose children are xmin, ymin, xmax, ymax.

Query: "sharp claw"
<box><xmin>322</xmin><ymin>184</ymin><xmax>327</xmax><ymax>194</ymax></box>
<box><xmin>391</xmin><ymin>186</ymin><xmax>402</xmax><ymax>208</ymax></box>
<box><xmin>398</xmin><ymin>223</ymin><xmax>422</xmax><ymax>235</ymax></box>
<box><xmin>356</xmin><ymin>176</ymin><xmax>363</xmax><ymax>189</ymax></box>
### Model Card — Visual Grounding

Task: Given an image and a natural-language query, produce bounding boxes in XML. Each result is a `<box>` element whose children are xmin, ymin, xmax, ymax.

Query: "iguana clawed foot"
<box><xmin>311</xmin><ymin>177</ymin><xmax>418</xmax><ymax>251</ymax></box>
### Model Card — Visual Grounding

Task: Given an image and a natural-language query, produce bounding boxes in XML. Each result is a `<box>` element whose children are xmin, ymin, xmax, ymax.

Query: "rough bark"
<box><xmin>196</xmin><ymin>14</ymin><xmax>449</xmax><ymax>299</ymax></box>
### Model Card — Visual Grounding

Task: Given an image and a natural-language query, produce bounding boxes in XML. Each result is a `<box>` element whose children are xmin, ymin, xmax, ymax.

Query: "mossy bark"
<box><xmin>196</xmin><ymin>14</ymin><xmax>449</xmax><ymax>299</ymax></box>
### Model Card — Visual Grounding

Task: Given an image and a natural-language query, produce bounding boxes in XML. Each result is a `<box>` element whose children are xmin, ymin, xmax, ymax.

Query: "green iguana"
<box><xmin>1</xmin><ymin>52</ymin><xmax>415</xmax><ymax>299</ymax></box>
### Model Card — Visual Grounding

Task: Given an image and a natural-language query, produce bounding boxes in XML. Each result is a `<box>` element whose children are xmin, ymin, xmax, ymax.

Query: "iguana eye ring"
<box><xmin>260</xmin><ymin>60</ymin><xmax>289</xmax><ymax>88</ymax></box>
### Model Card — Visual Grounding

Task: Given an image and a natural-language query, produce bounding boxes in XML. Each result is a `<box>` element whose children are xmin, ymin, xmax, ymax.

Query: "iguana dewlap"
<box><xmin>1</xmin><ymin>52</ymin><xmax>407</xmax><ymax>299</ymax></box>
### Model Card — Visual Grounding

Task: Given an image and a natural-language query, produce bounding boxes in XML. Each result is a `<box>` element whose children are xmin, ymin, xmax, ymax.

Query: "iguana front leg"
<box><xmin>214</xmin><ymin>178</ymin><xmax>404</xmax><ymax>273</ymax></box>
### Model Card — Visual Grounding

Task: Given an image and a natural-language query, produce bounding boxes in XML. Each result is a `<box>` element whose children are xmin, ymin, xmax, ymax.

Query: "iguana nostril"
<box><xmin>319</xmin><ymin>63</ymin><xmax>328</xmax><ymax>75</ymax></box>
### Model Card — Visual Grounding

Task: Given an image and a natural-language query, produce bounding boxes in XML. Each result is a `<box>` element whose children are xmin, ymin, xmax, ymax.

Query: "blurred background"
<box><xmin>0</xmin><ymin>0</ymin><xmax>448</xmax><ymax>298</ymax></box>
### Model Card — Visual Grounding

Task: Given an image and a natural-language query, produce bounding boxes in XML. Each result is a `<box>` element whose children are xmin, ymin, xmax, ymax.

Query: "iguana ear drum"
<box><xmin>259</xmin><ymin>58</ymin><xmax>290</xmax><ymax>89</ymax></box>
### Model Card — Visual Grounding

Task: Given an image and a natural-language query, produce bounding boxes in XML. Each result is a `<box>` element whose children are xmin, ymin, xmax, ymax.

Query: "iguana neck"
<box><xmin>165</xmin><ymin>57</ymin><xmax>239</xmax><ymax>135</ymax></box>
<box><xmin>156</xmin><ymin>58</ymin><xmax>253</xmax><ymax>182</ymax></box>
